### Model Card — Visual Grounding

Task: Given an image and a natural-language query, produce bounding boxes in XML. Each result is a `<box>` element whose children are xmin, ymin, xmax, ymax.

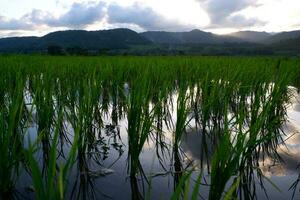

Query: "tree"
<box><xmin>47</xmin><ymin>45</ymin><xmax>63</xmax><ymax>55</ymax></box>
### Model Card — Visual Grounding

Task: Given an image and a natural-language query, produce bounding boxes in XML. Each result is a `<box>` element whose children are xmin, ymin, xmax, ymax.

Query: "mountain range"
<box><xmin>0</xmin><ymin>28</ymin><xmax>300</xmax><ymax>55</ymax></box>
<box><xmin>140</xmin><ymin>29</ymin><xmax>242</xmax><ymax>44</ymax></box>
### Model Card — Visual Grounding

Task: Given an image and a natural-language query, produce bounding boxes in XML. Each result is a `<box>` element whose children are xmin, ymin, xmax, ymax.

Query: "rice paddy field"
<box><xmin>1</xmin><ymin>55</ymin><xmax>300</xmax><ymax>200</ymax></box>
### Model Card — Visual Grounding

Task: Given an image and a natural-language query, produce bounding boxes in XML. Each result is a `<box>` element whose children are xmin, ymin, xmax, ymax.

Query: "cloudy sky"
<box><xmin>1</xmin><ymin>0</ymin><xmax>300</xmax><ymax>37</ymax></box>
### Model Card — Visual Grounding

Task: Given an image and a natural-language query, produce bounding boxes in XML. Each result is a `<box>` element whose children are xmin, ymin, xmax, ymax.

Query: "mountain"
<box><xmin>270</xmin><ymin>36</ymin><xmax>300</xmax><ymax>52</ymax></box>
<box><xmin>264</xmin><ymin>30</ymin><xmax>300</xmax><ymax>44</ymax></box>
<box><xmin>141</xmin><ymin>29</ymin><xmax>300</xmax><ymax>45</ymax></box>
<box><xmin>0</xmin><ymin>28</ymin><xmax>300</xmax><ymax>55</ymax></box>
<box><xmin>226</xmin><ymin>31</ymin><xmax>271</xmax><ymax>43</ymax></box>
<box><xmin>42</xmin><ymin>29</ymin><xmax>151</xmax><ymax>49</ymax></box>
<box><xmin>139</xmin><ymin>31</ymin><xmax>183</xmax><ymax>44</ymax></box>
<box><xmin>0</xmin><ymin>36</ymin><xmax>40</xmax><ymax>52</ymax></box>
<box><xmin>140</xmin><ymin>29</ymin><xmax>243</xmax><ymax>44</ymax></box>
<box><xmin>0</xmin><ymin>28</ymin><xmax>151</xmax><ymax>52</ymax></box>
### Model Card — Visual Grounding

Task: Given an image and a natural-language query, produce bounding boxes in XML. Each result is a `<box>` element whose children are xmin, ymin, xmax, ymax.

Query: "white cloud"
<box><xmin>197</xmin><ymin>0</ymin><xmax>265</xmax><ymax>29</ymax></box>
<box><xmin>234</xmin><ymin>0</ymin><xmax>300</xmax><ymax>32</ymax></box>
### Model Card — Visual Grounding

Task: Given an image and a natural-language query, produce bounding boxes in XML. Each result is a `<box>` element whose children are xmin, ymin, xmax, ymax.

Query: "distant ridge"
<box><xmin>0</xmin><ymin>28</ymin><xmax>300</xmax><ymax>55</ymax></box>
<box><xmin>0</xmin><ymin>28</ymin><xmax>151</xmax><ymax>52</ymax></box>
<box><xmin>263</xmin><ymin>30</ymin><xmax>300</xmax><ymax>44</ymax></box>
<box><xmin>140</xmin><ymin>29</ymin><xmax>243</xmax><ymax>44</ymax></box>
<box><xmin>226</xmin><ymin>31</ymin><xmax>271</xmax><ymax>43</ymax></box>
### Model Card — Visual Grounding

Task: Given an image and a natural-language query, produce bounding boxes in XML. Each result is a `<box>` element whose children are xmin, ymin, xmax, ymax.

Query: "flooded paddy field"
<box><xmin>1</xmin><ymin>56</ymin><xmax>300</xmax><ymax>200</ymax></box>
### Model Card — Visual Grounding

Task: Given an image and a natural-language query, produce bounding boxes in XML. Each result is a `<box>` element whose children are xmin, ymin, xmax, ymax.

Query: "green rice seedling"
<box><xmin>208</xmin><ymin>104</ymin><xmax>244</xmax><ymax>200</ymax></box>
<box><xmin>174</xmin><ymin>82</ymin><xmax>190</xmax><ymax>151</ymax></box>
<box><xmin>24</xmin><ymin>111</ymin><xmax>78</xmax><ymax>200</ymax></box>
<box><xmin>236</xmin><ymin>84</ymin><xmax>290</xmax><ymax>199</ymax></box>
<box><xmin>170</xmin><ymin>75</ymin><xmax>199</xmax><ymax>196</ymax></box>
<box><xmin>170</xmin><ymin>169</ymin><xmax>202</xmax><ymax>200</ymax></box>
<box><xmin>29</xmin><ymin>73</ymin><xmax>57</xmax><ymax>176</ymax></box>
<box><xmin>148</xmin><ymin>65</ymin><xmax>176</xmax><ymax>168</ymax></box>
<box><xmin>127</xmin><ymin>72</ymin><xmax>155</xmax><ymax>177</ymax></box>
<box><xmin>0</xmin><ymin>72</ymin><xmax>26</xmax><ymax>198</ymax></box>
<box><xmin>0</xmin><ymin>55</ymin><xmax>300</xmax><ymax>199</ymax></box>
<box><xmin>210</xmin><ymin>79</ymin><xmax>290</xmax><ymax>200</ymax></box>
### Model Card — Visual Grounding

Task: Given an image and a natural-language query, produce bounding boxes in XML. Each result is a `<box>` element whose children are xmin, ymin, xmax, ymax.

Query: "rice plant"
<box><xmin>0</xmin><ymin>55</ymin><xmax>299</xmax><ymax>199</ymax></box>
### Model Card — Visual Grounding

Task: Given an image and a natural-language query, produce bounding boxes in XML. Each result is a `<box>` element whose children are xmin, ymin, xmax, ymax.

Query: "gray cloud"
<box><xmin>107</xmin><ymin>3</ymin><xmax>193</xmax><ymax>31</ymax></box>
<box><xmin>203</xmin><ymin>0</ymin><xmax>256</xmax><ymax>22</ymax></box>
<box><xmin>206</xmin><ymin>14</ymin><xmax>266</xmax><ymax>29</ymax></box>
<box><xmin>0</xmin><ymin>16</ymin><xmax>33</xmax><ymax>30</ymax></box>
<box><xmin>227</xmin><ymin>14</ymin><xmax>265</xmax><ymax>27</ymax></box>
<box><xmin>1</xmin><ymin>1</ymin><xmax>201</xmax><ymax>32</ymax></box>
<box><xmin>199</xmin><ymin>0</ymin><xmax>265</xmax><ymax>28</ymax></box>
<box><xmin>0</xmin><ymin>0</ymin><xmax>266</xmax><ymax>33</ymax></box>
<box><xmin>1</xmin><ymin>1</ymin><xmax>106</xmax><ymax>31</ymax></box>
<box><xmin>22</xmin><ymin>9</ymin><xmax>50</xmax><ymax>25</ymax></box>
<box><xmin>46</xmin><ymin>2</ymin><xmax>106</xmax><ymax>27</ymax></box>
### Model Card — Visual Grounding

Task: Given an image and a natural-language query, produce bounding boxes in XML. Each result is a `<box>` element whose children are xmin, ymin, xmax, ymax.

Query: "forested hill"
<box><xmin>1</xmin><ymin>28</ymin><xmax>300</xmax><ymax>55</ymax></box>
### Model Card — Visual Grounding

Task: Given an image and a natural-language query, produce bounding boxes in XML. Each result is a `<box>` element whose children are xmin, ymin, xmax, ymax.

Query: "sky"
<box><xmin>0</xmin><ymin>0</ymin><xmax>300</xmax><ymax>37</ymax></box>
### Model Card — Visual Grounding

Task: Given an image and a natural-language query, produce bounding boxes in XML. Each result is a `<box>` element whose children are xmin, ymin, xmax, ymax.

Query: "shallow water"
<box><xmin>8</xmin><ymin>84</ymin><xmax>300</xmax><ymax>200</ymax></box>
